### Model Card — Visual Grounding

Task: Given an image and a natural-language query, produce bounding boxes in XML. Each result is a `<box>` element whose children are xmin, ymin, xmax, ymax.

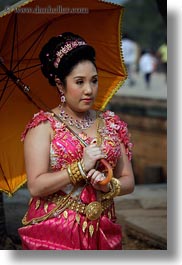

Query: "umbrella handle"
<box><xmin>98</xmin><ymin>159</ymin><xmax>113</xmax><ymax>185</ymax></box>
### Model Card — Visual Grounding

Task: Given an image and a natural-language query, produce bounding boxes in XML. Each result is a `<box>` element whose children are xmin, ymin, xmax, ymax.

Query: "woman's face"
<box><xmin>63</xmin><ymin>60</ymin><xmax>98</xmax><ymax>113</ymax></box>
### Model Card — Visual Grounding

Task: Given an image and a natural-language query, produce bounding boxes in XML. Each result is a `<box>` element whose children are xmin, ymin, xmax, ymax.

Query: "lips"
<box><xmin>81</xmin><ymin>98</ymin><xmax>93</xmax><ymax>102</ymax></box>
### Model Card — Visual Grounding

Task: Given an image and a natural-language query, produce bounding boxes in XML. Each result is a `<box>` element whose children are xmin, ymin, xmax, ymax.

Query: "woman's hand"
<box><xmin>87</xmin><ymin>169</ymin><xmax>110</xmax><ymax>192</ymax></box>
<box><xmin>82</xmin><ymin>143</ymin><xmax>106</xmax><ymax>172</ymax></box>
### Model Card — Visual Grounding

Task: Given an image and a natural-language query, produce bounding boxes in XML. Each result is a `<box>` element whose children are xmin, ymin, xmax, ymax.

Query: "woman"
<box><xmin>18</xmin><ymin>32</ymin><xmax>135</xmax><ymax>250</ymax></box>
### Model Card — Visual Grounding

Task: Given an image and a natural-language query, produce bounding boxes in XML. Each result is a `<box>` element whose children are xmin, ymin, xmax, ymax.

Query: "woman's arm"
<box><xmin>113</xmin><ymin>143</ymin><xmax>135</xmax><ymax>196</ymax></box>
<box><xmin>24</xmin><ymin>122</ymin><xmax>71</xmax><ymax>197</ymax></box>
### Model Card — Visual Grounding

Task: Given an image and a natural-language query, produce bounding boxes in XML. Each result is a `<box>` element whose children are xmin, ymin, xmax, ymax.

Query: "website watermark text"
<box><xmin>14</xmin><ymin>5</ymin><xmax>89</xmax><ymax>14</ymax></box>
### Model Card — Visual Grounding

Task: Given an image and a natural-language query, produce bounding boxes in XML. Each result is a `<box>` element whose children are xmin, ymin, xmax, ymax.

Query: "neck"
<box><xmin>58</xmin><ymin>104</ymin><xmax>95</xmax><ymax>130</ymax></box>
<box><xmin>61</xmin><ymin>104</ymin><xmax>91</xmax><ymax>119</ymax></box>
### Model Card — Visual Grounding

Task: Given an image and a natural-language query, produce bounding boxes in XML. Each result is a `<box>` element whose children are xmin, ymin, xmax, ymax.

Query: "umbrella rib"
<box><xmin>19</xmin><ymin>27</ymin><xmax>48</xmax><ymax>80</ymax></box>
<box><xmin>9</xmin><ymin>13</ymin><xmax>17</xmax><ymax>71</ymax></box>
<box><xmin>0</xmin><ymin>75</ymin><xmax>10</xmax><ymax>103</ymax></box>
<box><xmin>1</xmin><ymin>66</ymin><xmax>40</xmax><ymax>91</ymax></box>
<box><xmin>0</xmin><ymin>164</ymin><xmax>12</xmax><ymax>194</ymax></box>
<box><xmin>0</xmin><ymin>75</ymin><xmax>8</xmax><ymax>82</ymax></box>
<box><xmin>0</xmin><ymin>13</ymin><xmax>15</xmax><ymax>52</ymax></box>
<box><xmin>14</xmin><ymin>63</ymin><xmax>41</xmax><ymax>73</ymax></box>
<box><xmin>12</xmin><ymin>23</ymin><xmax>49</xmax><ymax>72</ymax></box>
<box><xmin>0</xmin><ymin>86</ymin><xmax>15</xmax><ymax>111</ymax></box>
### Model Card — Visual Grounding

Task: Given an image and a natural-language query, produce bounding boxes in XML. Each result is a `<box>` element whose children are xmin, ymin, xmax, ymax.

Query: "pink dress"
<box><xmin>18</xmin><ymin>110</ymin><xmax>132</xmax><ymax>250</ymax></box>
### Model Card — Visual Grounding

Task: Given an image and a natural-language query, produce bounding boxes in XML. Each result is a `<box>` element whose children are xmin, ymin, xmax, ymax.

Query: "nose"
<box><xmin>84</xmin><ymin>83</ymin><xmax>93</xmax><ymax>94</ymax></box>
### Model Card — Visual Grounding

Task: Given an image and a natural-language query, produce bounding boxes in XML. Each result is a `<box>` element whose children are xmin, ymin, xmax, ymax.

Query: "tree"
<box><xmin>156</xmin><ymin>0</ymin><xmax>167</xmax><ymax>25</ymax></box>
<box><xmin>122</xmin><ymin>0</ymin><xmax>166</xmax><ymax>51</ymax></box>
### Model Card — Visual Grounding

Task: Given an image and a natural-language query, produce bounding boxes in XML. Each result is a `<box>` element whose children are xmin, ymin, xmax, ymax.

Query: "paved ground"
<box><xmin>116</xmin><ymin>72</ymin><xmax>167</xmax><ymax>100</ymax></box>
<box><xmin>2</xmin><ymin>183</ymin><xmax>167</xmax><ymax>250</ymax></box>
<box><xmin>115</xmin><ymin>184</ymin><xmax>167</xmax><ymax>250</ymax></box>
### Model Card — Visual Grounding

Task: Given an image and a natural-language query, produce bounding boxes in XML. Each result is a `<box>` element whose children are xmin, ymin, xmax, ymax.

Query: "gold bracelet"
<box><xmin>67</xmin><ymin>165</ymin><xmax>75</xmax><ymax>184</ymax></box>
<box><xmin>67</xmin><ymin>161</ymin><xmax>86</xmax><ymax>185</ymax></box>
<box><xmin>111</xmin><ymin>178</ymin><xmax>121</xmax><ymax>197</ymax></box>
<box><xmin>77</xmin><ymin>161</ymin><xmax>87</xmax><ymax>179</ymax></box>
<box><xmin>101</xmin><ymin>178</ymin><xmax>121</xmax><ymax>200</ymax></box>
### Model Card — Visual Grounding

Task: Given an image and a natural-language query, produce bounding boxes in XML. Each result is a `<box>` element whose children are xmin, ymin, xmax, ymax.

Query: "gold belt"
<box><xmin>50</xmin><ymin>194</ymin><xmax>113</xmax><ymax>221</ymax></box>
<box><xmin>68</xmin><ymin>197</ymin><xmax>113</xmax><ymax>220</ymax></box>
<box><xmin>22</xmin><ymin>193</ymin><xmax>114</xmax><ymax>226</ymax></box>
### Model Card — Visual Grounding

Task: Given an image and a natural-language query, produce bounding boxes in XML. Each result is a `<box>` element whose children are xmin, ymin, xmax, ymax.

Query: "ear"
<box><xmin>55</xmin><ymin>77</ymin><xmax>64</xmax><ymax>91</ymax></box>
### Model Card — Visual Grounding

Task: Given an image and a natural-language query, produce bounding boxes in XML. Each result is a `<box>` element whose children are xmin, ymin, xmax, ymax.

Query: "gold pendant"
<box><xmin>29</xmin><ymin>198</ymin><xmax>33</xmax><ymax>205</ymax></box>
<box><xmin>89</xmin><ymin>224</ymin><xmax>94</xmax><ymax>237</ymax></box>
<box><xmin>85</xmin><ymin>201</ymin><xmax>102</xmax><ymax>221</ymax></box>
<box><xmin>63</xmin><ymin>210</ymin><xmax>68</xmax><ymax>219</ymax></box>
<box><xmin>82</xmin><ymin>220</ymin><xmax>87</xmax><ymax>233</ymax></box>
<box><xmin>44</xmin><ymin>202</ymin><xmax>48</xmax><ymax>213</ymax></box>
<box><xmin>75</xmin><ymin>213</ymin><xmax>80</xmax><ymax>224</ymax></box>
<box><xmin>35</xmin><ymin>199</ymin><xmax>41</xmax><ymax>210</ymax></box>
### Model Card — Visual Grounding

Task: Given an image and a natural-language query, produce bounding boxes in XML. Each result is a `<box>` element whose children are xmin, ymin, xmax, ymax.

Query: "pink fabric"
<box><xmin>18</xmin><ymin>110</ymin><xmax>132</xmax><ymax>250</ymax></box>
<box><xmin>19</xmin><ymin>209</ymin><xmax>122</xmax><ymax>250</ymax></box>
<box><xmin>19</xmin><ymin>185</ymin><xmax>122</xmax><ymax>250</ymax></box>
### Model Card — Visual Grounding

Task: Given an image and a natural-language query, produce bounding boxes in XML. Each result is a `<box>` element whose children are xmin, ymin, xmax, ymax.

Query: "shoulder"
<box><xmin>21</xmin><ymin>110</ymin><xmax>54</xmax><ymax>141</ymax></box>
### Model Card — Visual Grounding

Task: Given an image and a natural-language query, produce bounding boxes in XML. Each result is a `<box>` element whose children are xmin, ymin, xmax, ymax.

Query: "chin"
<box><xmin>81</xmin><ymin>103</ymin><xmax>93</xmax><ymax>111</ymax></box>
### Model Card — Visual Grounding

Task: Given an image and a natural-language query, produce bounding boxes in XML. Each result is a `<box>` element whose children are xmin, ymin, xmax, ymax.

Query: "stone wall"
<box><xmin>109</xmin><ymin>96</ymin><xmax>167</xmax><ymax>184</ymax></box>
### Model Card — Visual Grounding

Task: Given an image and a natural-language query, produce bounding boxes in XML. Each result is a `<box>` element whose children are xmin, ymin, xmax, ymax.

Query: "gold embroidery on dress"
<box><xmin>96</xmin><ymin>112</ymin><xmax>104</xmax><ymax>147</ymax></box>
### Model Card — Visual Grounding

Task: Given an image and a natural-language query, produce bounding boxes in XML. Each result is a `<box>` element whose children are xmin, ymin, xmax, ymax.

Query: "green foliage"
<box><xmin>0</xmin><ymin>0</ymin><xmax>20</xmax><ymax>12</ymax></box>
<box><xmin>122</xmin><ymin>0</ymin><xmax>166</xmax><ymax>52</ymax></box>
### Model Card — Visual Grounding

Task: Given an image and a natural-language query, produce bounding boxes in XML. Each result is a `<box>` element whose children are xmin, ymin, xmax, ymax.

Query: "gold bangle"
<box><xmin>67</xmin><ymin>165</ymin><xmax>76</xmax><ymax>185</ymax></box>
<box><xmin>67</xmin><ymin>161</ymin><xmax>86</xmax><ymax>185</ymax></box>
<box><xmin>101</xmin><ymin>178</ymin><xmax>121</xmax><ymax>200</ymax></box>
<box><xmin>111</xmin><ymin>178</ymin><xmax>121</xmax><ymax>197</ymax></box>
<box><xmin>67</xmin><ymin>165</ymin><xmax>73</xmax><ymax>178</ymax></box>
<box><xmin>77</xmin><ymin>161</ymin><xmax>87</xmax><ymax>179</ymax></box>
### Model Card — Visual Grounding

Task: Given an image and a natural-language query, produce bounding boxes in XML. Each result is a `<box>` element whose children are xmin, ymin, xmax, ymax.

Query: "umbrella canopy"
<box><xmin>0</xmin><ymin>0</ymin><xmax>127</xmax><ymax>195</ymax></box>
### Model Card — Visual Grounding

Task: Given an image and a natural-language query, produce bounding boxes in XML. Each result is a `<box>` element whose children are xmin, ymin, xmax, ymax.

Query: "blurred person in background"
<box><xmin>139</xmin><ymin>49</ymin><xmax>157</xmax><ymax>88</ymax></box>
<box><xmin>157</xmin><ymin>39</ymin><xmax>167</xmax><ymax>81</ymax></box>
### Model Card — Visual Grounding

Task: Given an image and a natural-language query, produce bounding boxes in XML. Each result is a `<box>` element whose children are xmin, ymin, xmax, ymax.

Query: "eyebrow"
<box><xmin>73</xmin><ymin>75</ymin><xmax>98</xmax><ymax>79</ymax></box>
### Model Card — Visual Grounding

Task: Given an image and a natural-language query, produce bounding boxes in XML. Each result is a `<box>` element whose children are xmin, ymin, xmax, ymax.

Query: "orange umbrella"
<box><xmin>0</xmin><ymin>0</ymin><xmax>127</xmax><ymax>195</ymax></box>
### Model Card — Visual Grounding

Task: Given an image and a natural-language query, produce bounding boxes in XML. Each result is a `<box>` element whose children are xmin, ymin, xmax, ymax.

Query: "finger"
<box><xmin>87</xmin><ymin>168</ymin><xmax>96</xmax><ymax>178</ymax></box>
<box><xmin>91</xmin><ymin>172</ymin><xmax>105</xmax><ymax>185</ymax></box>
<box><xmin>92</xmin><ymin>174</ymin><xmax>105</xmax><ymax>186</ymax></box>
<box><xmin>90</xmin><ymin>170</ymin><xmax>100</xmax><ymax>185</ymax></box>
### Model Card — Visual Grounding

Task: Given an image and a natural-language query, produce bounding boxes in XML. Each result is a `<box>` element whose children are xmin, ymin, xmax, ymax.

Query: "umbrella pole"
<box><xmin>0</xmin><ymin>58</ymin><xmax>40</xmax><ymax>110</ymax></box>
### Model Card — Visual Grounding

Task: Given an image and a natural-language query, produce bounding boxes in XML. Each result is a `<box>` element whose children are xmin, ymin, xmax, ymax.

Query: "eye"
<box><xmin>76</xmin><ymin>80</ymin><xmax>84</xmax><ymax>85</ymax></box>
<box><xmin>92</xmin><ymin>78</ymin><xmax>98</xmax><ymax>84</ymax></box>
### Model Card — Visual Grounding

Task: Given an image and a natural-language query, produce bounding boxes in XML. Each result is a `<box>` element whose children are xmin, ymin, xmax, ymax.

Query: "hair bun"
<box><xmin>39</xmin><ymin>32</ymin><xmax>95</xmax><ymax>86</ymax></box>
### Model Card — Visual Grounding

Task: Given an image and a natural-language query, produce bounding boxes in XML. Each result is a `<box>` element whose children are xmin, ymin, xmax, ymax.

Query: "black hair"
<box><xmin>39</xmin><ymin>32</ymin><xmax>96</xmax><ymax>87</ymax></box>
